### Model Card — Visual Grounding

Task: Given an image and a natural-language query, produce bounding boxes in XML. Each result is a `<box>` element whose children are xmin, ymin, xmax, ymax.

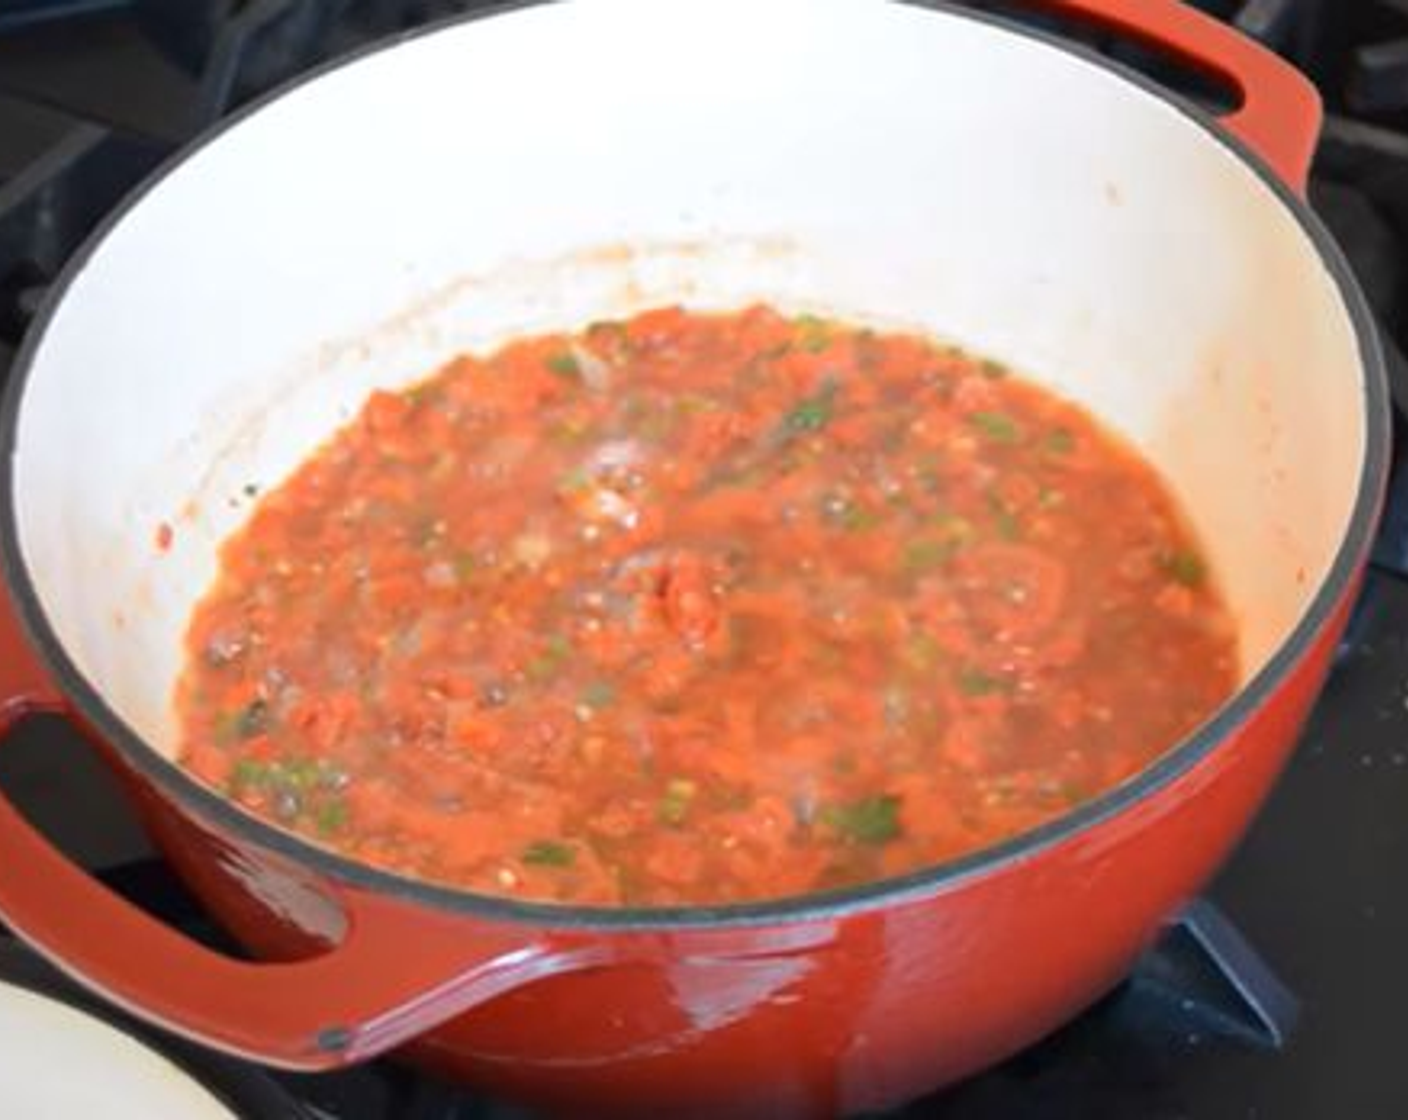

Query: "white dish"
<box><xmin>0</xmin><ymin>979</ymin><xmax>237</xmax><ymax>1119</ymax></box>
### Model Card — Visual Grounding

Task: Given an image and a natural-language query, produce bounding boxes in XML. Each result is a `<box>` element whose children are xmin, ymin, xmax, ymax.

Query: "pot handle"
<box><xmin>1023</xmin><ymin>0</ymin><xmax>1322</xmax><ymax>193</ymax></box>
<box><xmin>0</xmin><ymin>590</ymin><xmax>599</xmax><ymax>1070</ymax></box>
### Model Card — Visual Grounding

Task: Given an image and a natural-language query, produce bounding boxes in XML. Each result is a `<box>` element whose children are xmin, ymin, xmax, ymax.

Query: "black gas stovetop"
<box><xmin>1</xmin><ymin>2</ymin><xmax>1408</xmax><ymax>1118</ymax></box>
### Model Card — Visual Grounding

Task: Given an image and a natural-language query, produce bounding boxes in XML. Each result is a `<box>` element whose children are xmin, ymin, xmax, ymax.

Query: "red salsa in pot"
<box><xmin>176</xmin><ymin>305</ymin><xmax>1238</xmax><ymax>906</ymax></box>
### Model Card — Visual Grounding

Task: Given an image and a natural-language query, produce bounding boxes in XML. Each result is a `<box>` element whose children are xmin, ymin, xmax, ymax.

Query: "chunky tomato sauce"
<box><xmin>177</xmin><ymin>306</ymin><xmax>1238</xmax><ymax>906</ymax></box>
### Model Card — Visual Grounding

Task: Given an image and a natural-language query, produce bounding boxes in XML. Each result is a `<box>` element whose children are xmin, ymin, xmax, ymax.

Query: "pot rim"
<box><xmin>0</xmin><ymin>0</ymin><xmax>1391</xmax><ymax>931</ymax></box>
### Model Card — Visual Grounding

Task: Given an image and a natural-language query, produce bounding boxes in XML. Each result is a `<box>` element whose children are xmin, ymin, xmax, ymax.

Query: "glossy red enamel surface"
<box><xmin>1032</xmin><ymin>0</ymin><xmax>1322</xmax><ymax>189</ymax></box>
<box><xmin>0</xmin><ymin>575</ymin><xmax>1355</xmax><ymax>1113</ymax></box>
<box><xmin>131</xmin><ymin>592</ymin><xmax>1349</xmax><ymax>1117</ymax></box>
<box><xmin>0</xmin><ymin>581</ymin><xmax>59</xmax><ymax>720</ymax></box>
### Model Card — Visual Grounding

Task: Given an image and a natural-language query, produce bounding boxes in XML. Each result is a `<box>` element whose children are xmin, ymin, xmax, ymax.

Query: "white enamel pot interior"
<box><xmin>3</xmin><ymin>0</ymin><xmax>1376</xmax><ymax>840</ymax></box>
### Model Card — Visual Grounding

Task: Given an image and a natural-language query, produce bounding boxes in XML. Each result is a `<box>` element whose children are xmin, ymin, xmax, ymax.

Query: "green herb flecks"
<box><xmin>212</xmin><ymin>710</ymin><xmax>241</xmax><ymax>747</ymax></box>
<box><xmin>637</xmin><ymin>406</ymin><xmax>676</xmax><ymax>442</ymax></box>
<box><xmin>783</xmin><ymin>378</ymin><xmax>839</xmax><ymax>434</ymax></box>
<box><xmin>227</xmin><ymin>756</ymin><xmax>346</xmax><ymax>797</ymax></box>
<box><xmin>527</xmin><ymin>633</ymin><xmax>573</xmax><ymax>683</ymax></box>
<box><xmin>228</xmin><ymin>757</ymin><xmax>272</xmax><ymax>791</ymax></box>
<box><xmin>406</xmin><ymin>380</ymin><xmax>441</xmax><ymax>408</ymax></box>
<box><xmin>282</xmin><ymin>758</ymin><xmax>340</xmax><ymax>792</ymax></box>
<box><xmin>957</xmin><ymin>666</ymin><xmax>1012</xmax><ymax>698</ymax></box>
<box><xmin>676</xmin><ymin>393</ymin><xmax>722</xmax><ymax>416</ymax></box>
<box><xmin>1060</xmin><ymin>781</ymin><xmax>1093</xmax><ymax>808</ymax></box>
<box><xmin>969</xmin><ymin>411</ymin><xmax>1023</xmax><ymax>445</ymax></box>
<box><xmin>821</xmin><ymin>493</ymin><xmax>882</xmax><ymax>532</ymax></box>
<box><xmin>1159</xmin><ymin>548</ymin><xmax>1207</xmax><ymax>588</ymax></box>
<box><xmin>579</xmin><ymin>680</ymin><xmax>617</xmax><ymax>710</ymax></box>
<box><xmin>586</xmin><ymin>319</ymin><xmax>628</xmax><ymax>347</ymax></box>
<box><xmin>794</xmin><ymin>314</ymin><xmax>835</xmax><ymax>353</ymax></box>
<box><xmin>903</xmin><ymin>632</ymin><xmax>944</xmax><ymax>672</ymax></box>
<box><xmin>987</xmin><ymin>492</ymin><xmax>1022</xmax><ymax>541</ymax></box>
<box><xmin>658</xmin><ymin>778</ymin><xmax>698</xmax><ymax>826</ymax></box>
<box><xmin>1044</xmin><ymin>428</ymin><xmax>1076</xmax><ymax>455</ymax></box>
<box><xmin>935</xmin><ymin>512</ymin><xmax>975</xmax><ymax>544</ymax></box>
<box><xmin>842</xmin><ymin>504</ymin><xmax>883</xmax><ymax>531</ymax></box>
<box><xmin>453</xmin><ymin>551</ymin><xmax>479</xmax><ymax>581</ymax></box>
<box><xmin>901</xmin><ymin>507</ymin><xmax>979</xmax><ymax>574</ymax></box>
<box><xmin>902</xmin><ymin>537</ymin><xmax>960</xmax><ymax>574</ymax></box>
<box><xmin>558</xmin><ymin>466</ymin><xmax>592</xmax><ymax>493</ymax></box>
<box><xmin>545</xmin><ymin>351</ymin><xmax>581</xmax><ymax>380</ymax></box>
<box><xmin>821</xmin><ymin>794</ymin><xmax>903</xmax><ymax>846</ymax></box>
<box><xmin>547</xmin><ymin>415</ymin><xmax>593</xmax><ymax>444</ymax></box>
<box><xmin>522</xmin><ymin>840</ymin><xmax>576</xmax><ymax>868</ymax></box>
<box><xmin>315</xmin><ymin>798</ymin><xmax>349</xmax><ymax>837</ymax></box>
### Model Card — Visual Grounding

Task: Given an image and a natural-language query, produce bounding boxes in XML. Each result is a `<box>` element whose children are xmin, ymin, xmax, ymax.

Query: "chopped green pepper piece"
<box><xmin>822</xmin><ymin>794</ymin><xmax>902</xmax><ymax>845</ymax></box>
<box><xmin>676</xmin><ymin>393</ymin><xmax>722</xmax><ymax>416</ymax></box>
<box><xmin>1044</xmin><ymin>428</ymin><xmax>1076</xmax><ymax>455</ymax></box>
<box><xmin>527</xmin><ymin>633</ymin><xmax>572</xmax><ymax>682</ymax></box>
<box><xmin>987</xmin><ymin>492</ymin><xmax>1022</xmax><ymax>541</ymax></box>
<box><xmin>957</xmin><ymin>666</ymin><xmax>1011</xmax><ymax>697</ymax></box>
<box><xmin>934</xmin><ymin>513</ymin><xmax>975</xmax><ymax>543</ymax></box>
<box><xmin>523</xmin><ymin>840</ymin><xmax>576</xmax><ymax>868</ymax></box>
<box><xmin>587</xmin><ymin>319</ymin><xmax>627</xmax><ymax>341</ymax></box>
<box><xmin>545</xmin><ymin>351</ymin><xmax>581</xmax><ymax>379</ymax></box>
<box><xmin>1159</xmin><ymin>548</ymin><xmax>1207</xmax><ymax>588</ymax></box>
<box><xmin>1061</xmin><ymin>782</ymin><xmax>1092</xmax><ymax>808</ymax></box>
<box><xmin>842</xmin><ymin>504</ymin><xmax>883</xmax><ymax>531</ymax></box>
<box><xmin>453</xmin><ymin>551</ymin><xmax>479</xmax><ymax>581</ymax></box>
<box><xmin>822</xmin><ymin>494</ymin><xmax>882</xmax><ymax>532</ymax></box>
<box><xmin>229</xmin><ymin>758</ymin><xmax>271</xmax><ymax>792</ymax></box>
<box><xmin>902</xmin><ymin>537</ymin><xmax>959</xmax><ymax>573</ymax></box>
<box><xmin>980</xmin><ymin>359</ymin><xmax>1009</xmax><ymax>380</ymax></box>
<box><xmin>783</xmin><ymin>379</ymin><xmax>839</xmax><ymax>433</ymax></box>
<box><xmin>638</xmin><ymin>407</ymin><xmax>676</xmax><ymax>442</ymax></box>
<box><xmin>415</xmin><ymin>517</ymin><xmax>444</xmax><ymax>548</ymax></box>
<box><xmin>794</xmin><ymin>314</ymin><xmax>834</xmax><ymax>353</ymax></box>
<box><xmin>658</xmin><ymin>778</ymin><xmax>698</xmax><ymax>826</ymax></box>
<box><xmin>212</xmin><ymin>710</ymin><xmax>242</xmax><ymax>747</ymax></box>
<box><xmin>279</xmin><ymin>758</ymin><xmax>330</xmax><ymax>791</ymax></box>
<box><xmin>315</xmin><ymin>799</ymin><xmax>349</xmax><ymax>836</ymax></box>
<box><xmin>547</xmin><ymin>416</ymin><xmax>592</xmax><ymax>444</ymax></box>
<box><xmin>579</xmin><ymin>680</ymin><xmax>617</xmax><ymax>710</ymax></box>
<box><xmin>969</xmin><ymin>411</ymin><xmax>1023</xmax><ymax>444</ymax></box>
<box><xmin>903</xmin><ymin>632</ymin><xmax>944</xmax><ymax>672</ymax></box>
<box><xmin>406</xmin><ymin>381</ymin><xmax>440</xmax><ymax>407</ymax></box>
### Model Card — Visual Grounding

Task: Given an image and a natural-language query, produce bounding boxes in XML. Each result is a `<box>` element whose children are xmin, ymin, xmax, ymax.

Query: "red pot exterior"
<box><xmin>122</xmin><ymin>587</ymin><xmax>1352</xmax><ymax>1119</ymax></box>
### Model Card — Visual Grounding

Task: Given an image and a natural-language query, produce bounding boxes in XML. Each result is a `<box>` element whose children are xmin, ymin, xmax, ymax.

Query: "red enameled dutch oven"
<box><xmin>0</xmin><ymin>0</ymin><xmax>1390</xmax><ymax>1116</ymax></box>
